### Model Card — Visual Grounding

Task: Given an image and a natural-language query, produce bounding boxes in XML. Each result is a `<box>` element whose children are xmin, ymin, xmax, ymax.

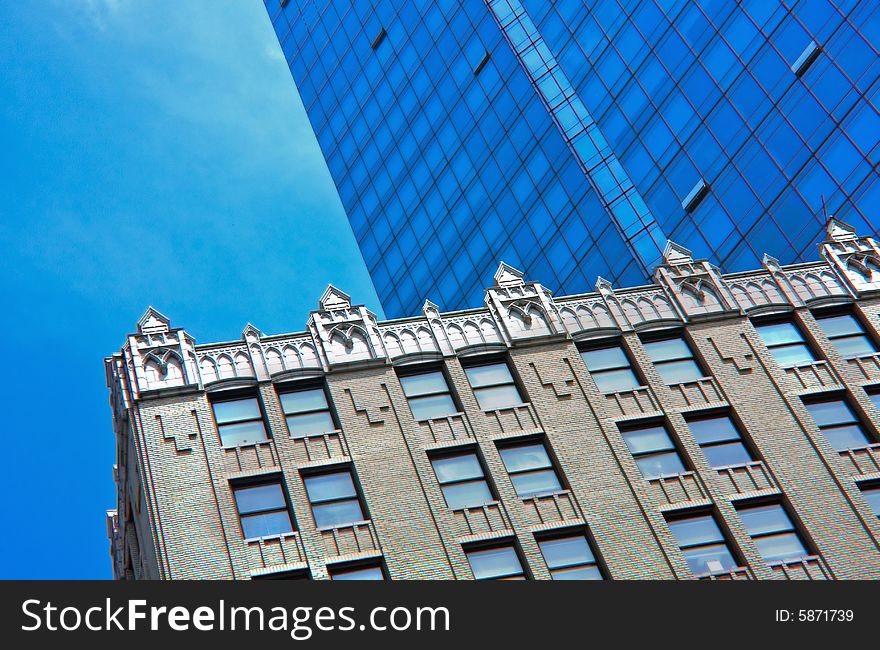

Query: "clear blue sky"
<box><xmin>0</xmin><ymin>1</ymin><xmax>381</xmax><ymax>578</ymax></box>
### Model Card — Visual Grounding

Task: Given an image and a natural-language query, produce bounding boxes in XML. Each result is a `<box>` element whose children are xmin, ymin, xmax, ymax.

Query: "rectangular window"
<box><xmin>738</xmin><ymin>503</ymin><xmax>809</xmax><ymax>564</ymax></box>
<box><xmin>754</xmin><ymin>321</ymin><xmax>816</xmax><ymax>367</ymax></box>
<box><xmin>667</xmin><ymin>513</ymin><xmax>739</xmax><ymax>576</ymax></box>
<box><xmin>642</xmin><ymin>337</ymin><xmax>704</xmax><ymax>384</ymax></box>
<box><xmin>815</xmin><ymin>313</ymin><xmax>878</xmax><ymax>359</ymax></box>
<box><xmin>212</xmin><ymin>397</ymin><xmax>268</xmax><ymax>447</ymax></box>
<box><xmin>870</xmin><ymin>390</ymin><xmax>880</xmax><ymax>413</ymax></box>
<box><xmin>803</xmin><ymin>398</ymin><xmax>872</xmax><ymax>451</ymax></box>
<box><xmin>464</xmin><ymin>361</ymin><xmax>524</xmax><ymax>410</ymax></box>
<box><xmin>861</xmin><ymin>484</ymin><xmax>880</xmax><ymax>518</ymax></box>
<box><xmin>430</xmin><ymin>452</ymin><xmax>494</xmax><ymax>509</ymax></box>
<box><xmin>498</xmin><ymin>441</ymin><xmax>562</xmax><ymax>497</ymax></box>
<box><xmin>279</xmin><ymin>386</ymin><xmax>335</xmax><ymax>438</ymax></box>
<box><xmin>580</xmin><ymin>345</ymin><xmax>641</xmax><ymax>392</ymax></box>
<box><xmin>538</xmin><ymin>534</ymin><xmax>604</xmax><ymax>580</ymax></box>
<box><xmin>687</xmin><ymin>414</ymin><xmax>755</xmax><ymax>468</ymax></box>
<box><xmin>399</xmin><ymin>370</ymin><xmax>458</xmax><ymax>420</ymax></box>
<box><xmin>621</xmin><ymin>423</ymin><xmax>687</xmax><ymax>479</ymax></box>
<box><xmin>303</xmin><ymin>469</ymin><xmax>366</xmax><ymax>529</ymax></box>
<box><xmin>233</xmin><ymin>480</ymin><xmax>293</xmax><ymax>539</ymax></box>
<box><xmin>330</xmin><ymin>563</ymin><xmax>384</xmax><ymax>580</ymax></box>
<box><xmin>466</xmin><ymin>544</ymin><xmax>526</xmax><ymax>580</ymax></box>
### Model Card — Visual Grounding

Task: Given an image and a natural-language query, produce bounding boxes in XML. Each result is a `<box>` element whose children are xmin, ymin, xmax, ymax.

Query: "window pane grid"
<box><xmin>643</xmin><ymin>337</ymin><xmax>704</xmax><ymax>384</ymax></box>
<box><xmin>815</xmin><ymin>313</ymin><xmax>877</xmax><ymax>359</ymax></box>
<box><xmin>464</xmin><ymin>362</ymin><xmax>524</xmax><ymax>409</ymax></box>
<box><xmin>622</xmin><ymin>424</ymin><xmax>686</xmax><ymax>478</ymax></box>
<box><xmin>400</xmin><ymin>370</ymin><xmax>458</xmax><ymax>420</ymax></box>
<box><xmin>431</xmin><ymin>453</ymin><xmax>494</xmax><ymax>509</ymax></box>
<box><xmin>755</xmin><ymin>321</ymin><xmax>816</xmax><ymax>367</ymax></box>
<box><xmin>212</xmin><ymin>398</ymin><xmax>268</xmax><ymax>447</ymax></box>
<box><xmin>688</xmin><ymin>415</ymin><xmax>755</xmax><ymax>468</ymax></box>
<box><xmin>581</xmin><ymin>345</ymin><xmax>642</xmax><ymax>393</ymax></box>
<box><xmin>304</xmin><ymin>470</ymin><xmax>365</xmax><ymax>529</ymax></box>
<box><xmin>738</xmin><ymin>504</ymin><xmax>809</xmax><ymax>564</ymax></box>
<box><xmin>804</xmin><ymin>398</ymin><xmax>872</xmax><ymax>451</ymax></box>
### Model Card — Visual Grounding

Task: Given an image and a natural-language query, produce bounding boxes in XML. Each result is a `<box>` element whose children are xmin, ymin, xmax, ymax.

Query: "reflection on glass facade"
<box><xmin>264</xmin><ymin>0</ymin><xmax>880</xmax><ymax>317</ymax></box>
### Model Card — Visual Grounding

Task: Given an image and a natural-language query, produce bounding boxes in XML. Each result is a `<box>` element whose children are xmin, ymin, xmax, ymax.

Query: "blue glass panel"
<box><xmin>234</xmin><ymin>483</ymin><xmax>286</xmax><ymax>515</ymax></box>
<box><xmin>304</xmin><ymin>471</ymin><xmax>357</xmax><ymax>503</ymax></box>
<box><xmin>432</xmin><ymin>454</ymin><xmax>484</xmax><ymax>483</ymax></box>
<box><xmin>499</xmin><ymin>443</ymin><xmax>552</xmax><ymax>472</ymax></box>
<box><xmin>279</xmin><ymin>389</ymin><xmax>328</xmax><ymax>414</ymax></box>
<box><xmin>213</xmin><ymin>398</ymin><xmax>261</xmax><ymax>424</ymax></box>
<box><xmin>467</xmin><ymin>546</ymin><xmax>524</xmax><ymax>579</ymax></box>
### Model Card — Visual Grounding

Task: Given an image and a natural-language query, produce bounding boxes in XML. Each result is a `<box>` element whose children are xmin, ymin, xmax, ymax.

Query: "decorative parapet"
<box><xmin>105</xmin><ymin>225</ymin><xmax>880</xmax><ymax>409</ymax></box>
<box><xmin>820</xmin><ymin>218</ymin><xmax>880</xmax><ymax>298</ymax></box>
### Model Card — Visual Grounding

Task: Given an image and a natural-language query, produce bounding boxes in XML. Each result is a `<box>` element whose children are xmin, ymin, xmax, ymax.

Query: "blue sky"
<box><xmin>0</xmin><ymin>1</ymin><xmax>380</xmax><ymax>578</ymax></box>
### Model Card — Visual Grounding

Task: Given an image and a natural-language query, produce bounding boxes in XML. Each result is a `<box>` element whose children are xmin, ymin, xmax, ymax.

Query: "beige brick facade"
<box><xmin>105</xmin><ymin>220</ymin><xmax>880</xmax><ymax>580</ymax></box>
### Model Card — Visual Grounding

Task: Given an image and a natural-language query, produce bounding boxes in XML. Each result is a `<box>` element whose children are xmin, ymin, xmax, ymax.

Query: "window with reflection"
<box><xmin>430</xmin><ymin>452</ymin><xmax>494</xmax><ymax>509</ymax></box>
<box><xmin>667</xmin><ymin>513</ymin><xmax>739</xmax><ymax>576</ymax></box>
<box><xmin>737</xmin><ymin>503</ymin><xmax>809</xmax><ymax>564</ymax></box>
<box><xmin>580</xmin><ymin>345</ymin><xmax>641</xmax><ymax>393</ymax></box>
<box><xmin>498</xmin><ymin>441</ymin><xmax>562</xmax><ymax>497</ymax></box>
<box><xmin>466</xmin><ymin>544</ymin><xmax>526</xmax><ymax>580</ymax></box>
<box><xmin>814</xmin><ymin>313</ymin><xmax>877</xmax><ymax>359</ymax></box>
<box><xmin>687</xmin><ymin>414</ymin><xmax>755</xmax><ymax>468</ymax></box>
<box><xmin>279</xmin><ymin>386</ymin><xmax>336</xmax><ymax>438</ymax></box>
<box><xmin>538</xmin><ymin>534</ymin><xmax>604</xmax><ymax>580</ymax></box>
<box><xmin>463</xmin><ymin>361</ymin><xmax>524</xmax><ymax>410</ymax></box>
<box><xmin>860</xmin><ymin>484</ymin><xmax>880</xmax><ymax>518</ymax></box>
<box><xmin>620</xmin><ymin>423</ymin><xmax>687</xmax><ymax>479</ymax></box>
<box><xmin>870</xmin><ymin>389</ymin><xmax>880</xmax><ymax>414</ymax></box>
<box><xmin>803</xmin><ymin>398</ymin><xmax>872</xmax><ymax>451</ymax></box>
<box><xmin>330</xmin><ymin>563</ymin><xmax>384</xmax><ymax>580</ymax></box>
<box><xmin>233</xmin><ymin>480</ymin><xmax>294</xmax><ymax>539</ymax></box>
<box><xmin>642</xmin><ymin>337</ymin><xmax>704</xmax><ymax>384</ymax></box>
<box><xmin>212</xmin><ymin>397</ymin><xmax>268</xmax><ymax>447</ymax></box>
<box><xmin>754</xmin><ymin>321</ymin><xmax>816</xmax><ymax>367</ymax></box>
<box><xmin>303</xmin><ymin>469</ymin><xmax>366</xmax><ymax>529</ymax></box>
<box><xmin>399</xmin><ymin>370</ymin><xmax>457</xmax><ymax>420</ymax></box>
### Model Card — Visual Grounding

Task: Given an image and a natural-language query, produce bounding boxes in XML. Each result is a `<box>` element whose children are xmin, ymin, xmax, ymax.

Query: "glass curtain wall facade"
<box><xmin>264</xmin><ymin>0</ymin><xmax>879</xmax><ymax>317</ymax></box>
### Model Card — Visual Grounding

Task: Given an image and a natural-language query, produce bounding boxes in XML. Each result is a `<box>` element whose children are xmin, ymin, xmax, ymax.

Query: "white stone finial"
<box><xmin>422</xmin><ymin>299</ymin><xmax>440</xmax><ymax>316</ymax></box>
<box><xmin>825</xmin><ymin>217</ymin><xmax>858</xmax><ymax>243</ymax></box>
<box><xmin>494</xmin><ymin>261</ymin><xmax>525</xmax><ymax>287</ymax></box>
<box><xmin>663</xmin><ymin>241</ymin><xmax>694</xmax><ymax>265</ymax></box>
<box><xmin>241</xmin><ymin>323</ymin><xmax>263</xmax><ymax>340</ymax></box>
<box><xmin>137</xmin><ymin>306</ymin><xmax>171</xmax><ymax>335</ymax></box>
<box><xmin>319</xmin><ymin>285</ymin><xmax>352</xmax><ymax>311</ymax></box>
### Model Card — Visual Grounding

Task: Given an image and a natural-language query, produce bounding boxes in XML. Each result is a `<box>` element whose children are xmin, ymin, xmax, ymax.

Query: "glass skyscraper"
<box><xmin>264</xmin><ymin>0</ymin><xmax>879</xmax><ymax>317</ymax></box>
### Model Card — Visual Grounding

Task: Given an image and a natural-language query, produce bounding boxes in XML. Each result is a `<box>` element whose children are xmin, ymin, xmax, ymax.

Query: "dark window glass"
<box><xmin>754</xmin><ymin>321</ymin><xmax>816</xmax><ymax>367</ymax></box>
<box><xmin>861</xmin><ymin>485</ymin><xmax>880</xmax><ymax>518</ymax></box>
<box><xmin>498</xmin><ymin>442</ymin><xmax>562</xmax><ymax>497</ymax></box>
<box><xmin>621</xmin><ymin>423</ymin><xmax>687</xmax><ymax>479</ymax></box>
<box><xmin>330</xmin><ymin>564</ymin><xmax>384</xmax><ymax>580</ymax></box>
<box><xmin>804</xmin><ymin>398</ymin><xmax>872</xmax><ymax>451</ymax></box>
<box><xmin>400</xmin><ymin>370</ymin><xmax>457</xmax><ymax>420</ymax></box>
<box><xmin>815</xmin><ymin>313</ymin><xmax>877</xmax><ymax>359</ymax></box>
<box><xmin>304</xmin><ymin>470</ymin><xmax>365</xmax><ymax>529</ymax></box>
<box><xmin>538</xmin><ymin>534</ymin><xmax>604</xmax><ymax>580</ymax></box>
<box><xmin>688</xmin><ymin>415</ymin><xmax>755</xmax><ymax>468</ymax></box>
<box><xmin>279</xmin><ymin>387</ymin><xmax>335</xmax><ymax>438</ymax></box>
<box><xmin>738</xmin><ymin>504</ymin><xmax>809</xmax><ymax>564</ymax></box>
<box><xmin>667</xmin><ymin>514</ymin><xmax>739</xmax><ymax>576</ymax></box>
<box><xmin>581</xmin><ymin>345</ymin><xmax>641</xmax><ymax>392</ymax></box>
<box><xmin>464</xmin><ymin>362</ymin><xmax>524</xmax><ymax>410</ymax></box>
<box><xmin>870</xmin><ymin>390</ymin><xmax>880</xmax><ymax>414</ymax></box>
<box><xmin>233</xmin><ymin>481</ymin><xmax>293</xmax><ymax>539</ymax></box>
<box><xmin>466</xmin><ymin>545</ymin><xmax>526</xmax><ymax>580</ymax></box>
<box><xmin>431</xmin><ymin>452</ymin><xmax>493</xmax><ymax>509</ymax></box>
<box><xmin>643</xmin><ymin>337</ymin><xmax>704</xmax><ymax>384</ymax></box>
<box><xmin>213</xmin><ymin>398</ymin><xmax>268</xmax><ymax>447</ymax></box>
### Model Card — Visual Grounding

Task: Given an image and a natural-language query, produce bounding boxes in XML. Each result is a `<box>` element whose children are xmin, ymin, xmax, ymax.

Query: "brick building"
<box><xmin>105</xmin><ymin>219</ymin><xmax>880</xmax><ymax>580</ymax></box>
